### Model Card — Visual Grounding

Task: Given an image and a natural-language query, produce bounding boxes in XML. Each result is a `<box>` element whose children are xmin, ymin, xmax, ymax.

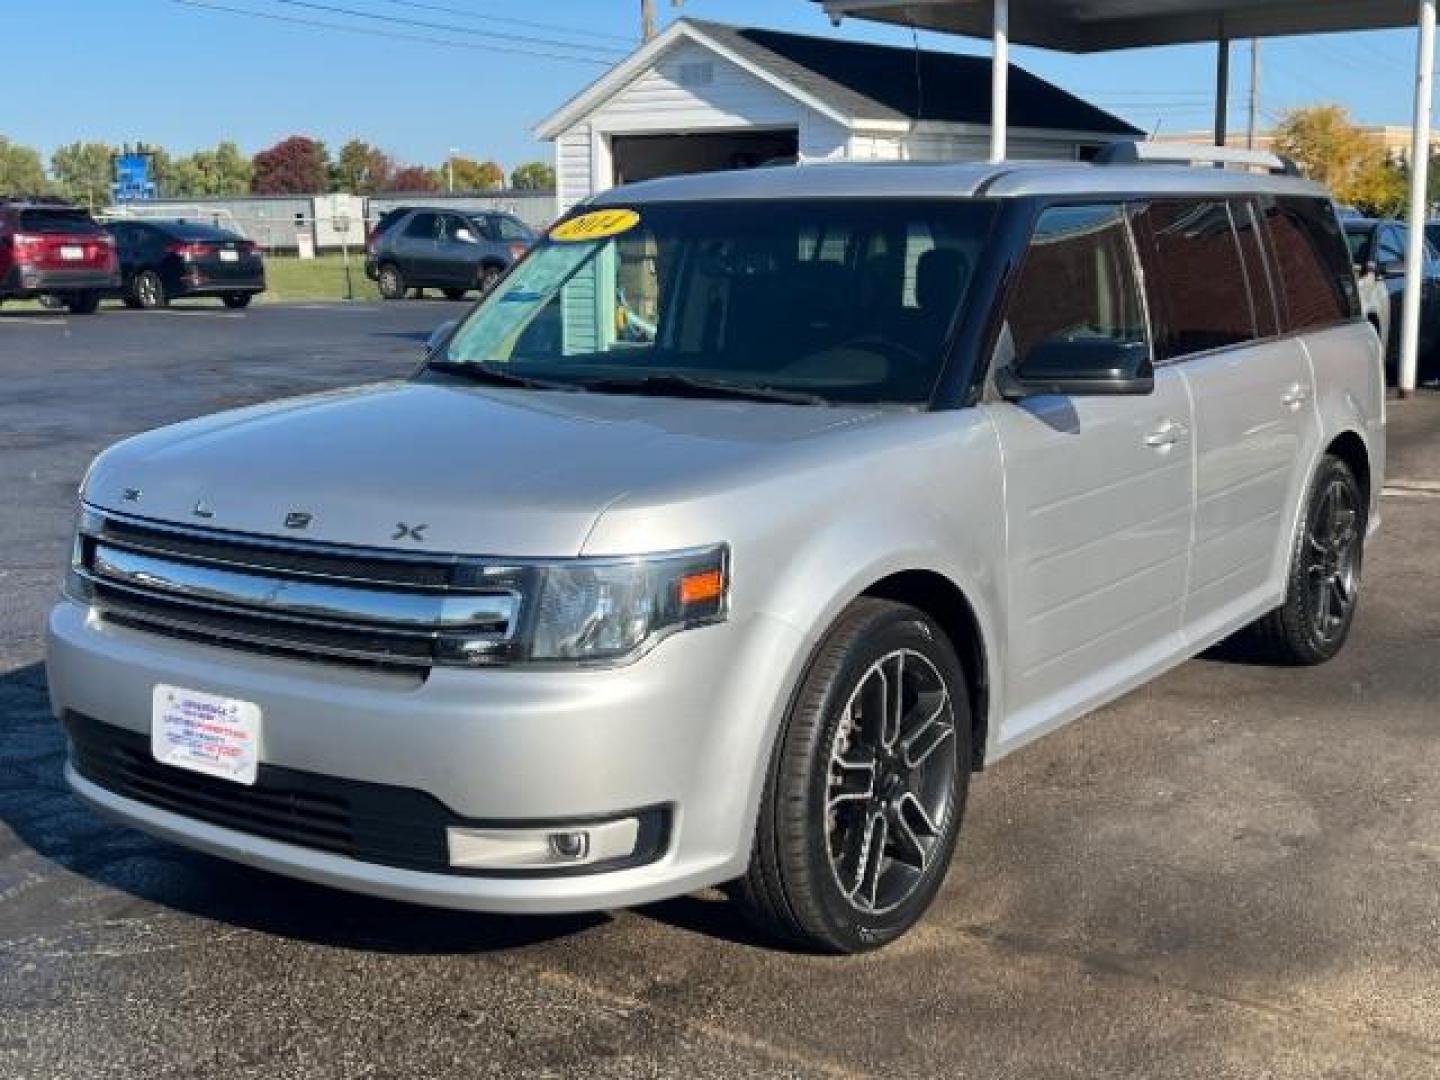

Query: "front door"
<box><xmin>988</xmin><ymin>204</ymin><xmax>1194</xmax><ymax>743</ymax></box>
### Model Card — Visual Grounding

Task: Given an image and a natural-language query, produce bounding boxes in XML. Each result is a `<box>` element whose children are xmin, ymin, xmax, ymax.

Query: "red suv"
<box><xmin>0</xmin><ymin>198</ymin><xmax>119</xmax><ymax>313</ymax></box>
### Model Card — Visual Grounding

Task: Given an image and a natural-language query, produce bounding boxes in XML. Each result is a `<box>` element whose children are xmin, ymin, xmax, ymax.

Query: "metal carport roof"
<box><xmin>817</xmin><ymin>0</ymin><xmax>1436</xmax><ymax>394</ymax></box>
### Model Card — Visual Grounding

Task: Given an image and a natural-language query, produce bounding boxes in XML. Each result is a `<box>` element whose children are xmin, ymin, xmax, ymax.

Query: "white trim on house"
<box><xmin>537</xmin><ymin>21</ymin><xmax>858</xmax><ymax>140</ymax></box>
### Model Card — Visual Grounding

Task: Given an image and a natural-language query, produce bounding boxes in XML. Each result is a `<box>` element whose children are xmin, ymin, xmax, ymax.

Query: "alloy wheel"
<box><xmin>825</xmin><ymin>648</ymin><xmax>958</xmax><ymax>915</ymax></box>
<box><xmin>1305</xmin><ymin>475</ymin><xmax>1362</xmax><ymax>643</ymax></box>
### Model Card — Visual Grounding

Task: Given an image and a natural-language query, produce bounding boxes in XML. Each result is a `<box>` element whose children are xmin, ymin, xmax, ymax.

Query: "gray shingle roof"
<box><xmin>686</xmin><ymin>19</ymin><xmax>1141</xmax><ymax>135</ymax></box>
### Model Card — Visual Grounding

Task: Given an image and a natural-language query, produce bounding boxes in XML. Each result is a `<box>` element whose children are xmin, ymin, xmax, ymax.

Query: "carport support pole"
<box><xmin>1400</xmin><ymin>0</ymin><xmax>1436</xmax><ymax>399</ymax></box>
<box><xmin>1214</xmin><ymin>32</ymin><xmax>1230</xmax><ymax>147</ymax></box>
<box><xmin>990</xmin><ymin>0</ymin><xmax>1009</xmax><ymax>163</ymax></box>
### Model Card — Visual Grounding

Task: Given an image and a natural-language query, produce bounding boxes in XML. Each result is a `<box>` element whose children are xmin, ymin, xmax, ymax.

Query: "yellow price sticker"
<box><xmin>550</xmin><ymin>208</ymin><xmax>640</xmax><ymax>243</ymax></box>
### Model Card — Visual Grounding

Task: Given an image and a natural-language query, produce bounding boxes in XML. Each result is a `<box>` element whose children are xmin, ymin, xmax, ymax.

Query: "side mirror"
<box><xmin>425</xmin><ymin>319</ymin><xmax>458</xmax><ymax>357</ymax></box>
<box><xmin>997</xmin><ymin>339</ymin><xmax>1155</xmax><ymax>400</ymax></box>
<box><xmin>1378</xmin><ymin>258</ymin><xmax>1406</xmax><ymax>279</ymax></box>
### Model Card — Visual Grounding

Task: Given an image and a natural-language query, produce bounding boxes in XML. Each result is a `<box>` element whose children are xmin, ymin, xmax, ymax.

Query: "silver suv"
<box><xmin>49</xmin><ymin>149</ymin><xmax>1384</xmax><ymax>952</ymax></box>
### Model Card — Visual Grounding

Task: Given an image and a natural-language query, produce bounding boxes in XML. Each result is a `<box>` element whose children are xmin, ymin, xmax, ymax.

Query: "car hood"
<box><xmin>83</xmin><ymin>380</ymin><xmax>881</xmax><ymax>556</ymax></box>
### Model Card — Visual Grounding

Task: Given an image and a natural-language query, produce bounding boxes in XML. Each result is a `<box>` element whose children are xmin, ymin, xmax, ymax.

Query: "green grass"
<box><xmin>0</xmin><ymin>253</ymin><xmax>378</xmax><ymax>311</ymax></box>
<box><xmin>259</xmin><ymin>253</ymin><xmax>379</xmax><ymax>303</ymax></box>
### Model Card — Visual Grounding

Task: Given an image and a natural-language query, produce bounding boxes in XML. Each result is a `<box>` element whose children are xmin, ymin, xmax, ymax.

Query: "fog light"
<box><xmin>447</xmin><ymin>817</ymin><xmax>639</xmax><ymax>871</ymax></box>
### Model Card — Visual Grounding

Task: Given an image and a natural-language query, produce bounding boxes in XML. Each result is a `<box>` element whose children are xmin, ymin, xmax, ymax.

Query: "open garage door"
<box><xmin>612</xmin><ymin>129</ymin><xmax>799</xmax><ymax>186</ymax></box>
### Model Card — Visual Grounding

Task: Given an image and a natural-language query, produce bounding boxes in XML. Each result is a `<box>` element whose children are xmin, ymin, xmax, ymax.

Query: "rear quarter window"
<box><xmin>1261</xmin><ymin>196</ymin><xmax>1361</xmax><ymax>331</ymax></box>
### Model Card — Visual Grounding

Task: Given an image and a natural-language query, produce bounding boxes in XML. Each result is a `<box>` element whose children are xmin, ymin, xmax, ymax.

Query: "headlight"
<box><xmin>434</xmin><ymin>544</ymin><xmax>728</xmax><ymax>666</ymax></box>
<box><xmin>524</xmin><ymin>545</ymin><xmax>728</xmax><ymax>663</ymax></box>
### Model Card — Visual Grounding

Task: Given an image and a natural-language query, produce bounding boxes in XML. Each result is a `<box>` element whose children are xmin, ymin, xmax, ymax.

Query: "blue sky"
<box><xmin>5</xmin><ymin>1</ymin><xmax>1426</xmax><ymax>171</ymax></box>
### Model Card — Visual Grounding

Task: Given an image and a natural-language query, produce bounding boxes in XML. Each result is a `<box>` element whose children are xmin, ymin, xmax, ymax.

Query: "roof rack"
<box><xmin>1094</xmin><ymin>141</ymin><xmax>1300</xmax><ymax>176</ymax></box>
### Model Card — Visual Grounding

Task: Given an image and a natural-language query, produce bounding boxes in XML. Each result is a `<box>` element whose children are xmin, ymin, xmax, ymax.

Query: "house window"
<box><xmin>676</xmin><ymin>62</ymin><xmax>715</xmax><ymax>87</ymax></box>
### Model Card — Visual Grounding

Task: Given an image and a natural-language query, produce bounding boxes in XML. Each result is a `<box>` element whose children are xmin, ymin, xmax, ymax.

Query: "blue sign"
<box><xmin>112</xmin><ymin>152</ymin><xmax>156</xmax><ymax>202</ymax></box>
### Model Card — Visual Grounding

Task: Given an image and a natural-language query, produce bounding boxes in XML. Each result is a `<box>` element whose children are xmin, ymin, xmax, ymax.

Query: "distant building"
<box><xmin>1157</xmin><ymin>125</ymin><xmax>1437</xmax><ymax>163</ymax></box>
<box><xmin>537</xmin><ymin>18</ymin><xmax>1140</xmax><ymax>216</ymax></box>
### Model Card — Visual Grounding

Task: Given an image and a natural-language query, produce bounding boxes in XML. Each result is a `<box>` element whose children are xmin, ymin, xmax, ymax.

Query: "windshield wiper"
<box><xmin>427</xmin><ymin>361</ymin><xmax>577</xmax><ymax>392</ymax></box>
<box><xmin>579</xmin><ymin>373</ymin><xmax>829</xmax><ymax>407</ymax></box>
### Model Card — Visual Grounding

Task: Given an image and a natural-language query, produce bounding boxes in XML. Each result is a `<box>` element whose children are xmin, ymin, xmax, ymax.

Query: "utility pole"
<box><xmin>642</xmin><ymin>0</ymin><xmax>682</xmax><ymax>42</ymax></box>
<box><xmin>1247</xmin><ymin>39</ymin><xmax>1260</xmax><ymax>150</ymax></box>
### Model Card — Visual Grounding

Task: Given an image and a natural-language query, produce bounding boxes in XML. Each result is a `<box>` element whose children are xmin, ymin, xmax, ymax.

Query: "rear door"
<box><xmin>988</xmin><ymin>203</ymin><xmax>1195</xmax><ymax>738</ymax></box>
<box><xmin>1136</xmin><ymin>197</ymin><xmax>1315</xmax><ymax>642</ymax></box>
<box><xmin>393</xmin><ymin>211</ymin><xmax>440</xmax><ymax>283</ymax></box>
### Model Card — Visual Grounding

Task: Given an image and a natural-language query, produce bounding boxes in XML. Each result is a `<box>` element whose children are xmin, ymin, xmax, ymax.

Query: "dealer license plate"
<box><xmin>151</xmin><ymin>683</ymin><xmax>261</xmax><ymax>785</ymax></box>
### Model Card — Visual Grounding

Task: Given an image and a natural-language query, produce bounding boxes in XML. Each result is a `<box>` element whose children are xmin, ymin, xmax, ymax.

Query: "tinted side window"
<box><xmin>1140</xmin><ymin>200</ymin><xmax>1255</xmax><ymax>359</ymax></box>
<box><xmin>1232</xmin><ymin>200</ymin><xmax>1279</xmax><ymax>338</ymax></box>
<box><xmin>1262</xmin><ymin>197</ymin><xmax>1361</xmax><ymax>330</ymax></box>
<box><xmin>1005</xmin><ymin>204</ymin><xmax>1147</xmax><ymax>365</ymax></box>
<box><xmin>404</xmin><ymin>212</ymin><xmax>437</xmax><ymax>239</ymax></box>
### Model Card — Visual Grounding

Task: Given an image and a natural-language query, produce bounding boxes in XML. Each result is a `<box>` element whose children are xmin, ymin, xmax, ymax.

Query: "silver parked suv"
<box><xmin>49</xmin><ymin>145</ymin><xmax>1384</xmax><ymax>952</ymax></box>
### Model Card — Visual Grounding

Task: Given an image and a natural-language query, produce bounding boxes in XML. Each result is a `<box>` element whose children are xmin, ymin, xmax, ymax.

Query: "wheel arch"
<box><xmin>860</xmin><ymin>570</ymin><xmax>991</xmax><ymax>772</ymax></box>
<box><xmin>1326</xmin><ymin>429</ymin><xmax>1372</xmax><ymax>507</ymax></box>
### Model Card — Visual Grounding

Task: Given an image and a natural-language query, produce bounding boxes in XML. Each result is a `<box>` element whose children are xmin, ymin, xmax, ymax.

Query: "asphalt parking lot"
<box><xmin>2</xmin><ymin>302</ymin><xmax>1439</xmax><ymax>1079</ymax></box>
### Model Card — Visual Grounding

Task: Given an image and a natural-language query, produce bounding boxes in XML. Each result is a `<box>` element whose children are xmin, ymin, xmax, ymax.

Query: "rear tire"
<box><xmin>133</xmin><ymin>271</ymin><xmax>166</xmax><ymax>310</ymax></box>
<box><xmin>63</xmin><ymin>291</ymin><xmax>101</xmax><ymax>314</ymax></box>
<box><xmin>222</xmin><ymin>293</ymin><xmax>252</xmax><ymax>309</ymax></box>
<box><xmin>1243</xmin><ymin>455</ymin><xmax>1366</xmax><ymax>665</ymax></box>
<box><xmin>733</xmin><ymin>598</ymin><xmax>971</xmax><ymax>953</ymax></box>
<box><xmin>377</xmin><ymin>263</ymin><xmax>405</xmax><ymax>300</ymax></box>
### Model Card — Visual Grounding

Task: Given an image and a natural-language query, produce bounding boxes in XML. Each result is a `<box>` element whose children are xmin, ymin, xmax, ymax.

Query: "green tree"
<box><xmin>510</xmin><ymin>160</ymin><xmax>556</xmax><ymax>191</ymax></box>
<box><xmin>332</xmin><ymin>139</ymin><xmax>395</xmax><ymax>194</ymax></box>
<box><xmin>449</xmin><ymin>156</ymin><xmax>504</xmax><ymax>191</ymax></box>
<box><xmin>51</xmin><ymin>141</ymin><xmax>114</xmax><ymax>208</ymax></box>
<box><xmin>0</xmin><ymin>136</ymin><xmax>48</xmax><ymax>194</ymax></box>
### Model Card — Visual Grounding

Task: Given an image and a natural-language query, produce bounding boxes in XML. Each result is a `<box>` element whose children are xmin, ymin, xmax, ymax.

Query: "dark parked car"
<box><xmin>365</xmin><ymin>207</ymin><xmax>534</xmax><ymax>300</ymax></box>
<box><xmin>0</xmin><ymin>197</ymin><xmax>118</xmax><ymax>313</ymax></box>
<box><xmin>105</xmin><ymin>219</ymin><xmax>265</xmax><ymax>309</ymax></box>
<box><xmin>1343</xmin><ymin>216</ymin><xmax>1440</xmax><ymax>382</ymax></box>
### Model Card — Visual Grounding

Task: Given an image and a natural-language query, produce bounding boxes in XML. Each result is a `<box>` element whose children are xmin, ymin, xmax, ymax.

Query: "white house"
<box><xmin>536</xmin><ymin>18</ymin><xmax>1140</xmax><ymax>214</ymax></box>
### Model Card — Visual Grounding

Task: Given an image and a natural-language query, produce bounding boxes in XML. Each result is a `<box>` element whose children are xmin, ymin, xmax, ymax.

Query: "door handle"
<box><xmin>1281</xmin><ymin>383</ymin><xmax>1312</xmax><ymax>410</ymax></box>
<box><xmin>1144</xmin><ymin>420</ymin><xmax>1188</xmax><ymax>449</ymax></box>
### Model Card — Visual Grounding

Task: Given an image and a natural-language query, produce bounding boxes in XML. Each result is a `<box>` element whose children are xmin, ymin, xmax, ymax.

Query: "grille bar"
<box><xmin>77</xmin><ymin>509</ymin><xmax>523</xmax><ymax>670</ymax></box>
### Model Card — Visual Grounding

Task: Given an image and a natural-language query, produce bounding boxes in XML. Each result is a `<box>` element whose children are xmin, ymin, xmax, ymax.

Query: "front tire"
<box><xmin>442</xmin><ymin>288</ymin><xmax>467</xmax><ymax>301</ymax></box>
<box><xmin>377</xmin><ymin>263</ymin><xmax>405</xmax><ymax>300</ymax></box>
<box><xmin>734</xmin><ymin>599</ymin><xmax>971</xmax><ymax>953</ymax></box>
<box><xmin>1245</xmin><ymin>455</ymin><xmax>1366</xmax><ymax>665</ymax></box>
<box><xmin>222</xmin><ymin>293</ymin><xmax>252</xmax><ymax>309</ymax></box>
<box><xmin>478</xmin><ymin>264</ymin><xmax>502</xmax><ymax>294</ymax></box>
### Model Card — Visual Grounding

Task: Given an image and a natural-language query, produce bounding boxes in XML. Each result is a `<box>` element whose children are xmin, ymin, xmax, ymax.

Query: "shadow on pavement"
<box><xmin>0</xmin><ymin>660</ymin><xmax>607</xmax><ymax>956</ymax></box>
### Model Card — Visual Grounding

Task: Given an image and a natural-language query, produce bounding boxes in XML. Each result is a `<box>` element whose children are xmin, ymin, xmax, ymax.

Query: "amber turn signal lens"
<box><xmin>679</xmin><ymin>569</ymin><xmax>724</xmax><ymax>606</ymax></box>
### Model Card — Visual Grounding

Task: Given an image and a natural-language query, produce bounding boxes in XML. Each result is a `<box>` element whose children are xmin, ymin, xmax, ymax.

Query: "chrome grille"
<box><xmin>72</xmin><ymin>509</ymin><xmax>525</xmax><ymax>671</ymax></box>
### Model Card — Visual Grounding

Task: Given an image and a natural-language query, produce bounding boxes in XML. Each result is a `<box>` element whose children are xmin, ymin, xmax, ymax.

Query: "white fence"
<box><xmin>104</xmin><ymin>192</ymin><xmax>556</xmax><ymax>253</ymax></box>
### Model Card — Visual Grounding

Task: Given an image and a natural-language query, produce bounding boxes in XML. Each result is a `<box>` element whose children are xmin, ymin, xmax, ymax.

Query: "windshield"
<box><xmin>435</xmin><ymin>199</ymin><xmax>997</xmax><ymax>405</ymax></box>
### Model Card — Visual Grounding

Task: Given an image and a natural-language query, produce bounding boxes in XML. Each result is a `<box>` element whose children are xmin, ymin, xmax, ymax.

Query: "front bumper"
<box><xmin>47</xmin><ymin>599</ymin><xmax>803</xmax><ymax>913</ymax></box>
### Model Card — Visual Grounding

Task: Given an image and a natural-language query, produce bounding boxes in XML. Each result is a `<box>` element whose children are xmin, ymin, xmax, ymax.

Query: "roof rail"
<box><xmin>1094</xmin><ymin>141</ymin><xmax>1300</xmax><ymax>176</ymax></box>
<box><xmin>0</xmin><ymin>193</ymin><xmax>76</xmax><ymax>207</ymax></box>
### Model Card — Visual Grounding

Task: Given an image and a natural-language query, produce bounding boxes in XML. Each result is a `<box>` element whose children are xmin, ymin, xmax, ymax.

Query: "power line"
<box><xmin>261</xmin><ymin>0</ymin><xmax>628</xmax><ymax>58</ymax></box>
<box><xmin>368</xmin><ymin>0</ymin><xmax>636</xmax><ymax>46</ymax></box>
<box><xmin>170</xmin><ymin>0</ymin><xmax>613</xmax><ymax>64</ymax></box>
